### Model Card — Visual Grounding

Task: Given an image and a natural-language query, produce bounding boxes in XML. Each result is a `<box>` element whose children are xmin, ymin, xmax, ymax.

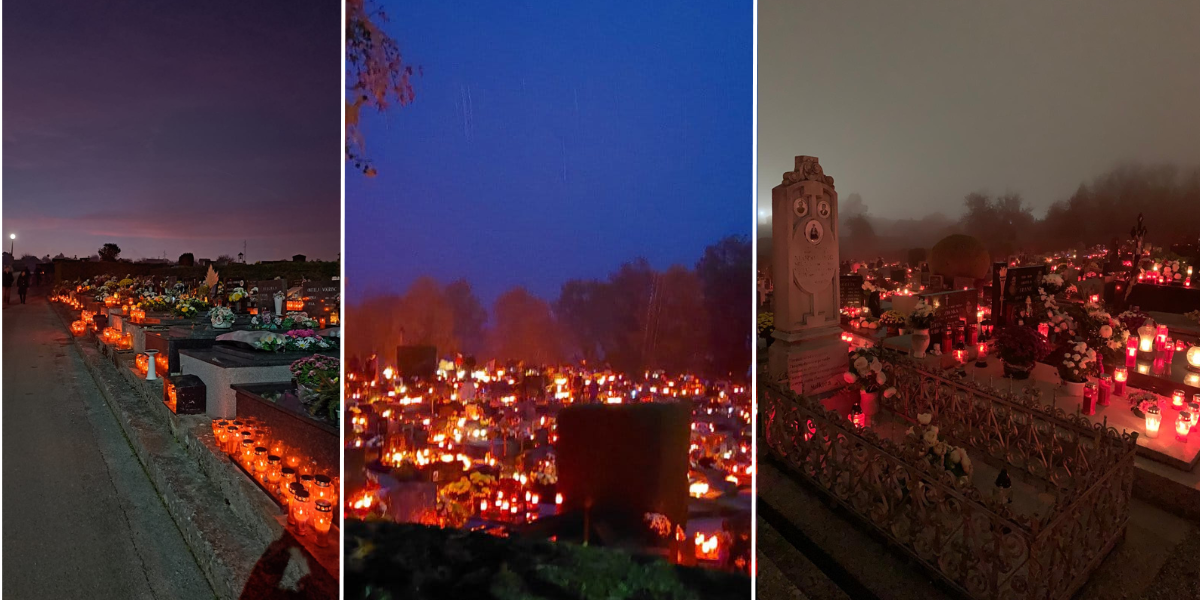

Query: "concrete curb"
<box><xmin>52</xmin><ymin>303</ymin><xmax>268</xmax><ymax>600</ymax></box>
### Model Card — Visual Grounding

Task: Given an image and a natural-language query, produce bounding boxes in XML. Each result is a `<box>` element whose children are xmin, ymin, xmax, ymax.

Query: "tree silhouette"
<box><xmin>696</xmin><ymin>236</ymin><xmax>752</xmax><ymax>379</ymax></box>
<box><xmin>346</xmin><ymin>0</ymin><xmax>418</xmax><ymax>176</ymax></box>
<box><xmin>98</xmin><ymin>243</ymin><xmax>121</xmax><ymax>262</ymax></box>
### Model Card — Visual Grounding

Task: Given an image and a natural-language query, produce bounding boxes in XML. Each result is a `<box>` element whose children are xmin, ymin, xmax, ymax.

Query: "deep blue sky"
<box><xmin>3</xmin><ymin>0</ymin><xmax>341</xmax><ymax>262</ymax></box>
<box><xmin>346</xmin><ymin>1</ymin><xmax>752</xmax><ymax>304</ymax></box>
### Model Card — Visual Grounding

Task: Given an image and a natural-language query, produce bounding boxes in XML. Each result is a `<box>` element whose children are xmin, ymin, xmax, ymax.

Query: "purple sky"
<box><xmin>2</xmin><ymin>0</ymin><xmax>341</xmax><ymax>262</ymax></box>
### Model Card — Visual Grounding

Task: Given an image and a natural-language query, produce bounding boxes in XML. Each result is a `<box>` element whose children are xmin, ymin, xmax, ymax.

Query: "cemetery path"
<box><xmin>2</xmin><ymin>291</ymin><xmax>215</xmax><ymax>600</ymax></box>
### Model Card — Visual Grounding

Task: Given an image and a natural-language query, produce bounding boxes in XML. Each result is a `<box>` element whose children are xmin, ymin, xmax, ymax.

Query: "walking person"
<box><xmin>2</xmin><ymin>267</ymin><xmax>12</xmax><ymax>304</ymax></box>
<box><xmin>17</xmin><ymin>269</ymin><xmax>30</xmax><ymax>304</ymax></box>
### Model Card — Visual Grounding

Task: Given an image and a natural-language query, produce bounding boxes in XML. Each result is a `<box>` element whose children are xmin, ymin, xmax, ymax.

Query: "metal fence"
<box><xmin>761</xmin><ymin>356</ymin><xmax>1137</xmax><ymax>600</ymax></box>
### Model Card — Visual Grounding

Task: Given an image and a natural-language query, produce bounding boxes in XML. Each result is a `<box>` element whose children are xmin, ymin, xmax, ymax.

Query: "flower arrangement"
<box><xmin>906</xmin><ymin>301</ymin><xmax>936</xmax><ymax>331</ymax></box>
<box><xmin>757</xmin><ymin>312</ymin><xmax>774</xmax><ymax>338</ymax></box>
<box><xmin>1118</xmin><ymin>308</ymin><xmax>1150</xmax><ymax>331</ymax></box>
<box><xmin>1127</xmin><ymin>390</ymin><xmax>1161</xmax><ymax>418</ymax></box>
<box><xmin>227</xmin><ymin>287</ymin><xmax>248</xmax><ymax>302</ymax></box>
<box><xmin>209</xmin><ymin>306</ymin><xmax>235</xmax><ymax>328</ymax></box>
<box><xmin>290</xmin><ymin>354</ymin><xmax>340</xmax><ymax>424</ymax></box>
<box><xmin>996</xmin><ymin>325</ymin><xmax>1052</xmax><ymax>366</ymax></box>
<box><xmin>141</xmin><ymin>295</ymin><xmax>176</xmax><ymax>313</ymax></box>
<box><xmin>862</xmin><ymin>280</ymin><xmax>879</xmax><ymax>293</ymax></box>
<box><xmin>844</xmin><ymin>347</ymin><xmax>897</xmax><ymax>397</ymax></box>
<box><xmin>878</xmin><ymin>310</ymin><xmax>906</xmax><ymax>328</ymax></box>
<box><xmin>1059</xmin><ymin>341</ymin><xmax>1098</xmax><ymax>383</ymax></box>
<box><xmin>907</xmin><ymin>413</ymin><xmax>973</xmax><ymax>486</ymax></box>
<box><xmin>117</xmin><ymin>278</ymin><xmax>135</xmax><ymax>288</ymax></box>
<box><xmin>251</xmin><ymin>311</ymin><xmax>319</xmax><ymax>331</ymax></box>
<box><xmin>1041</xmin><ymin>273</ymin><xmax>1065</xmax><ymax>295</ymax></box>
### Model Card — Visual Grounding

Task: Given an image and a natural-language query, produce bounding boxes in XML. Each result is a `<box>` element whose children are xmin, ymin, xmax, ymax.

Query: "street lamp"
<box><xmin>9</xmin><ymin>233</ymin><xmax>14</xmax><ymax>257</ymax></box>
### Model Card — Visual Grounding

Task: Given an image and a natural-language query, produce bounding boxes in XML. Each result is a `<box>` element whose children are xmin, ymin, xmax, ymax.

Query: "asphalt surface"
<box><xmin>2</xmin><ymin>290</ymin><xmax>214</xmax><ymax>599</ymax></box>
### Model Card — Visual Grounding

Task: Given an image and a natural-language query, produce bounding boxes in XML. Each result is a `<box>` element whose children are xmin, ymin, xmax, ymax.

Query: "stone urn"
<box><xmin>911</xmin><ymin>329</ymin><xmax>931</xmax><ymax>358</ymax></box>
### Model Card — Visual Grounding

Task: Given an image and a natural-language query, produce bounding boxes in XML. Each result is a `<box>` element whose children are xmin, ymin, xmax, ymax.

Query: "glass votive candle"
<box><xmin>267</xmin><ymin>455</ymin><xmax>282</xmax><ymax>486</ymax></box>
<box><xmin>285</xmin><ymin>482</ymin><xmax>304</xmax><ymax>523</ymax></box>
<box><xmin>1146</xmin><ymin>405</ymin><xmax>1162</xmax><ymax>438</ymax></box>
<box><xmin>312</xmin><ymin>474</ymin><xmax>333</xmax><ymax>503</ymax></box>
<box><xmin>253</xmin><ymin>447</ymin><xmax>269</xmax><ymax>480</ymax></box>
<box><xmin>1127</xmin><ymin>338</ymin><xmax>1138</xmax><ymax>367</ymax></box>
<box><xmin>223</xmin><ymin>426</ymin><xmax>240</xmax><ymax>454</ymax></box>
<box><xmin>299</xmin><ymin>459</ymin><xmax>316</xmax><ymax>478</ymax></box>
<box><xmin>280</xmin><ymin>466</ymin><xmax>298</xmax><ymax>492</ymax></box>
<box><xmin>285</xmin><ymin>453</ymin><xmax>302</xmax><ymax>470</ymax></box>
<box><xmin>299</xmin><ymin>474</ymin><xmax>315</xmax><ymax>494</ymax></box>
<box><xmin>1190</xmin><ymin>402</ymin><xmax>1200</xmax><ymax>428</ymax></box>
<box><xmin>1173</xmin><ymin>390</ymin><xmax>1187</xmax><ymax>408</ymax></box>
<box><xmin>1097</xmin><ymin>374</ymin><xmax>1111</xmax><ymax>406</ymax></box>
<box><xmin>212</xmin><ymin>419</ymin><xmax>228</xmax><ymax>437</ymax></box>
<box><xmin>240</xmin><ymin>439</ymin><xmax>256</xmax><ymax>468</ymax></box>
<box><xmin>290</xmin><ymin>488</ymin><xmax>312</xmax><ymax>533</ymax></box>
<box><xmin>270</xmin><ymin>440</ymin><xmax>287</xmax><ymax>458</ymax></box>
<box><xmin>312</xmin><ymin>500</ymin><xmax>333</xmax><ymax>546</ymax></box>
<box><xmin>1082</xmin><ymin>382</ymin><xmax>1098</xmax><ymax>416</ymax></box>
<box><xmin>1177</xmin><ymin>411</ymin><xmax>1193</xmax><ymax>441</ymax></box>
<box><xmin>1113</xmin><ymin>367</ymin><xmax>1128</xmax><ymax>396</ymax></box>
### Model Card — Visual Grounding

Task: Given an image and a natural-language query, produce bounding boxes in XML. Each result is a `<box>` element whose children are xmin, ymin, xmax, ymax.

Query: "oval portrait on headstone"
<box><xmin>817</xmin><ymin>199</ymin><xmax>831</xmax><ymax>219</ymax></box>
<box><xmin>804</xmin><ymin>219</ymin><xmax>823</xmax><ymax>244</ymax></box>
<box><xmin>793</xmin><ymin>197</ymin><xmax>808</xmax><ymax>217</ymax></box>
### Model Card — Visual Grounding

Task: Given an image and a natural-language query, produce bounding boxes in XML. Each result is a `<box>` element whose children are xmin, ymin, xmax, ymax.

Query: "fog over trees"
<box><xmin>837</xmin><ymin>163</ymin><xmax>1200</xmax><ymax>261</ymax></box>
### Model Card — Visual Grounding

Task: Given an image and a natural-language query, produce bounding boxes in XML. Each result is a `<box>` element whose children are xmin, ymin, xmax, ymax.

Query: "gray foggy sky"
<box><xmin>758</xmin><ymin>0</ymin><xmax>1200</xmax><ymax>229</ymax></box>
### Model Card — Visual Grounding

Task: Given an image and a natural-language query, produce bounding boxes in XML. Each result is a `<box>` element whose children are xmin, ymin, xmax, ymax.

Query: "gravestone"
<box><xmin>839</xmin><ymin>275</ymin><xmax>864</xmax><ymax>309</ymax></box>
<box><xmin>889</xmin><ymin>268</ymin><xmax>907</xmax><ymax>283</ymax></box>
<box><xmin>919</xmin><ymin>289</ymin><xmax>978</xmax><ymax>339</ymax></box>
<box><xmin>927</xmin><ymin>274</ymin><xmax>945</xmax><ymax>293</ymax></box>
<box><xmin>997</xmin><ymin>265</ymin><xmax>1045</xmax><ymax>326</ymax></box>
<box><xmin>767</xmin><ymin>156</ymin><xmax>848</xmax><ymax>395</ymax></box>
<box><xmin>303</xmin><ymin>278</ymin><xmax>341</xmax><ymax>320</ymax></box>
<box><xmin>255</xmin><ymin>279</ymin><xmax>286</xmax><ymax>313</ymax></box>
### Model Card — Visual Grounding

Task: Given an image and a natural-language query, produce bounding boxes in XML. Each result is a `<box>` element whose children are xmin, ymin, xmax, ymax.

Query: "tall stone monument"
<box><xmin>768</xmin><ymin>156</ymin><xmax>848</xmax><ymax>395</ymax></box>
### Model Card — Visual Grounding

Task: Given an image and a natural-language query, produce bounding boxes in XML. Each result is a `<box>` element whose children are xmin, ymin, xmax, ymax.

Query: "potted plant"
<box><xmin>879</xmin><ymin>310</ymin><xmax>906</xmax><ymax>336</ymax></box>
<box><xmin>997</xmin><ymin>325</ymin><xmax>1051</xmax><ymax>380</ymax></box>
<box><xmin>1058</xmin><ymin>340</ymin><xmax>1098</xmax><ymax>396</ymax></box>
<box><xmin>844</xmin><ymin>347</ymin><xmax>898</xmax><ymax>419</ymax></box>
<box><xmin>209</xmin><ymin>305</ymin><xmax>235</xmax><ymax>329</ymax></box>
<box><xmin>907</xmin><ymin>301</ymin><xmax>936</xmax><ymax>358</ymax></box>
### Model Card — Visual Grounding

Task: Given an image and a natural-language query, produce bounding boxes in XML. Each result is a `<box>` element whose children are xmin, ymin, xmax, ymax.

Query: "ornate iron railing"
<box><xmin>761</xmin><ymin>356</ymin><xmax>1137</xmax><ymax>600</ymax></box>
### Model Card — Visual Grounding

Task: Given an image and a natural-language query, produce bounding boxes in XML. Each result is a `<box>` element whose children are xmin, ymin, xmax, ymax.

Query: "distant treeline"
<box><xmin>835</xmin><ymin>163</ymin><xmax>1200</xmax><ymax>261</ymax></box>
<box><xmin>347</xmin><ymin>235</ymin><xmax>752</xmax><ymax>380</ymax></box>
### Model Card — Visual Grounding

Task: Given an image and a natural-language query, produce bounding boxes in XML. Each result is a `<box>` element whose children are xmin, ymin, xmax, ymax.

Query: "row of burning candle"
<box><xmin>100</xmin><ymin>327</ymin><xmax>133</xmax><ymax>349</ymax></box>
<box><xmin>211</xmin><ymin>417</ymin><xmax>335</xmax><ymax>544</ymax></box>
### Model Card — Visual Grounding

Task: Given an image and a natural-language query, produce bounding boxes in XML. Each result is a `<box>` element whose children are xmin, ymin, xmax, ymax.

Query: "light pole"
<box><xmin>8</xmin><ymin>233</ymin><xmax>14</xmax><ymax>258</ymax></box>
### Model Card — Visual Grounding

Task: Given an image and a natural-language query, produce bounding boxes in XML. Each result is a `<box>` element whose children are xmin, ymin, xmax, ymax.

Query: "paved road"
<box><xmin>3</xmin><ymin>290</ymin><xmax>214</xmax><ymax>599</ymax></box>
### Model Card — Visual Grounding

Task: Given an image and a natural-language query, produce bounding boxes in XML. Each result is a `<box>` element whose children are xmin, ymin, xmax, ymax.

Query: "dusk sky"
<box><xmin>759</xmin><ymin>0</ymin><xmax>1200</xmax><ymax>229</ymax></box>
<box><xmin>346</xmin><ymin>1</ymin><xmax>753</xmax><ymax>304</ymax></box>
<box><xmin>2</xmin><ymin>0</ymin><xmax>341</xmax><ymax>262</ymax></box>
